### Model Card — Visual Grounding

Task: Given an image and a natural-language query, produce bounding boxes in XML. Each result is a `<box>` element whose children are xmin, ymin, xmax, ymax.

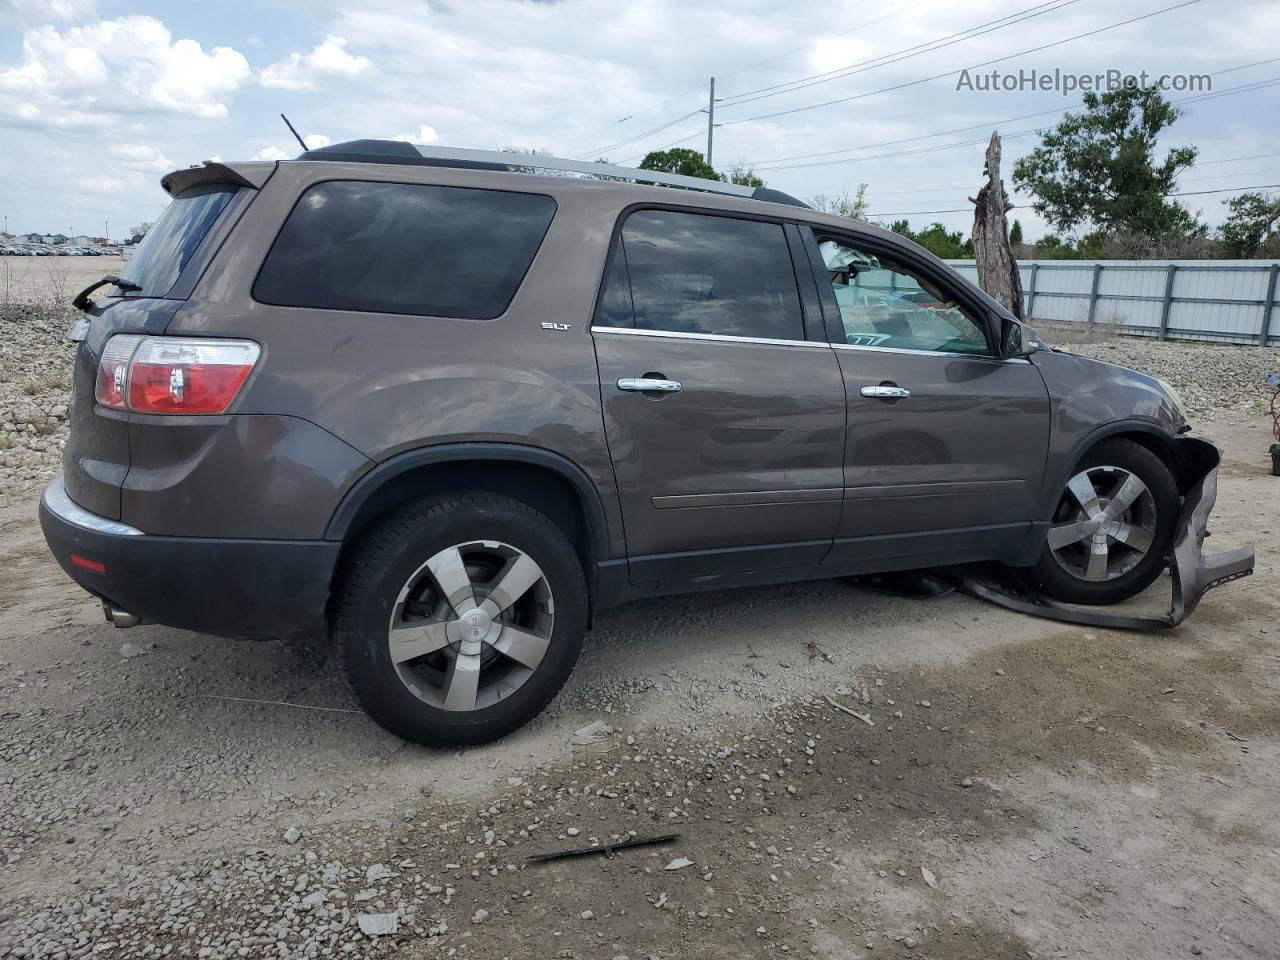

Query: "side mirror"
<box><xmin>999</xmin><ymin>317</ymin><xmax>1039</xmax><ymax>357</ymax></box>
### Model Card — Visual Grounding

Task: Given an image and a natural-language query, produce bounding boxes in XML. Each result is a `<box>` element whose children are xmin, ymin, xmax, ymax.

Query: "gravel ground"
<box><xmin>1</xmin><ymin>273</ymin><xmax>1279</xmax><ymax>959</ymax></box>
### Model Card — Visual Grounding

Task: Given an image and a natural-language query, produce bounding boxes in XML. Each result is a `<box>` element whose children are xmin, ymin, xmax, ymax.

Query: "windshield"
<box><xmin>119</xmin><ymin>184</ymin><xmax>239</xmax><ymax>297</ymax></box>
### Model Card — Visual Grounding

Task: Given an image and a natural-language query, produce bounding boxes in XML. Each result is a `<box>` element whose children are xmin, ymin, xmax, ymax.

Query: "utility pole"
<box><xmin>706</xmin><ymin>76</ymin><xmax>715</xmax><ymax>167</ymax></box>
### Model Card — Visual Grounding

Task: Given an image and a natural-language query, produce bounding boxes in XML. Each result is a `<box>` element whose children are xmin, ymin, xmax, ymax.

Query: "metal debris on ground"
<box><xmin>526</xmin><ymin>832</ymin><xmax>680</xmax><ymax>864</ymax></box>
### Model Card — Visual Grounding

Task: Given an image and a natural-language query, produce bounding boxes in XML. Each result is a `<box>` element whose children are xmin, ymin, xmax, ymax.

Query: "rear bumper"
<box><xmin>39</xmin><ymin>473</ymin><xmax>340</xmax><ymax>641</ymax></box>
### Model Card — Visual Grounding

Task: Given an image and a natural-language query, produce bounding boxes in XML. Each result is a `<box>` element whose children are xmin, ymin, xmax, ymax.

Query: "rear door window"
<box><xmin>253</xmin><ymin>180</ymin><xmax>557</xmax><ymax>319</ymax></box>
<box><xmin>119</xmin><ymin>184</ymin><xmax>239</xmax><ymax>297</ymax></box>
<box><xmin>610</xmin><ymin>209</ymin><xmax>804</xmax><ymax>341</ymax></box>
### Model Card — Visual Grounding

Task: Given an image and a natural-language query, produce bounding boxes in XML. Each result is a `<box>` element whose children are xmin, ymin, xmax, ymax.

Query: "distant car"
<box><xmin>40</xmin><ymin>140</ymin><xmax>1253</xmax><ymax>747</ymax></box>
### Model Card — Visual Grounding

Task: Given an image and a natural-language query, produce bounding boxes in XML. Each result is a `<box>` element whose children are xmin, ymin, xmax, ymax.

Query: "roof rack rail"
<box><xmin>409</xmin><ymin>144</ymin><xmax>757</xmax><ymax>198</ymax></box>
<box><xmin>296</xmin><ymin>140</ymin><xmax>810</xmax><ymax>208</ymax></box>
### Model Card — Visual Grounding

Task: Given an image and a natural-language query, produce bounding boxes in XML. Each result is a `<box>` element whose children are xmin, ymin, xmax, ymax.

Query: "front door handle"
<box><xmin>618</xmin><ymin>377</ymin><xmax>681</xmax><ymax>393</ymax></box>
<box><xmin>860</xmin><ymin>385</ymin><xmax>911</xmax><ymax>399</ymax></box>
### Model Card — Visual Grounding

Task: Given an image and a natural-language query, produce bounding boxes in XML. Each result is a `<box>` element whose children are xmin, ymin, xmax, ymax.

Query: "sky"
<box><xmin>0</xmin><ymin>0</ymin><xmax>1276</xmax><ymax>241</ymax></box>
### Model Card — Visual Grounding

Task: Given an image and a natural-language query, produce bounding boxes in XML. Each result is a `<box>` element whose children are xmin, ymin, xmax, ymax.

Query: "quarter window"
<box><xmin>609</xmin><ymin>209</ymin><xmax>804</xmax><ymax>341</ymax></box>
<box><xmin>819</xmin><ymin>237</ymin><xmax>989</xmax><ymax>354</ymax></box>
<box><xmin>253</xmin><ymin>181</ymin><xmax>556</xmax><ymax>319</ymax></box>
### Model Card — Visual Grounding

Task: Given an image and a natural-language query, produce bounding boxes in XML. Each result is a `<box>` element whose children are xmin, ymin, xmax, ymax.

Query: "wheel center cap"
<box><xmin>460</xmin><ymin>608</ymin><xmax>491</xmax><ymax>642</ymax></box>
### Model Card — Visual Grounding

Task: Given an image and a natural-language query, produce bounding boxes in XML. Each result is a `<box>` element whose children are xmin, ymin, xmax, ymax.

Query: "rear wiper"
<box><xmin>71</xmin><ymin>275</ymin><xmax>141</xmax><ymax>311</ymax></box>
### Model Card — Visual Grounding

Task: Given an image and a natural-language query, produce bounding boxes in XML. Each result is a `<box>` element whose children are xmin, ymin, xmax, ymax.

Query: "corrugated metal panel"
<box><xmin>943</xmin><ymin>259</ymin><xmax>1280</xmax><ymax>344</ymax></box>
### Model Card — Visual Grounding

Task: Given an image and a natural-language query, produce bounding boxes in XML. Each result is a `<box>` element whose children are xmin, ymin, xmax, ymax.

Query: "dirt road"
<box><xmin>1</xmin><ymin>415</ymin><xmax>1277</xmax><ymax>959</ymax></box>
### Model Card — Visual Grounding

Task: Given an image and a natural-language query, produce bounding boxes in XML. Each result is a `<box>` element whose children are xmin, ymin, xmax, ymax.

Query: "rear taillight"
<box><xmin>95</xmin><ymin>336</ymin><xmax>261</xmax><ymax>415</ymax></box>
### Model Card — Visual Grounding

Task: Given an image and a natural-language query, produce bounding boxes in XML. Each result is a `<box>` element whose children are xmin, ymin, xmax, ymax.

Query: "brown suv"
<box><xmin>39</xmin><ymin>140</ymin><xmax>1252</xmax><ymax>745</ymax></box>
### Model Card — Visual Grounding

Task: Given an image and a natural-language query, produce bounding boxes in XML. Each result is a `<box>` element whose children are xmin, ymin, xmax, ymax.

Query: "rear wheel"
<box><xmin>1032</xmin><ymin>439</ymin><xmax>1179</xmax><ymax>606</ymax></box>
<box><xmin>333</xmin><ymin>492</ymin><xmax>587</xmax><ymax>747</ymax></box>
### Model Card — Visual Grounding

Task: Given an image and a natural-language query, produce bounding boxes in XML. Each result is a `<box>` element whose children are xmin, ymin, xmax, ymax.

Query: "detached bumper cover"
<box><xmin>39</xmin><ymin>473</ymin><xmax>340</xmax><ymax>641</ymax></box>
<box><xmin>965</xmin><ymin>437</ymin><xmax>1254</xmax><ymax>630</ymax></box>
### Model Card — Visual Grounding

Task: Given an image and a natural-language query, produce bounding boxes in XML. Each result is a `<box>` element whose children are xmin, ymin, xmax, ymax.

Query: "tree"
<box><xmin>910</xmin><ymin>223</ymin><xmax>973</xmax><ymax>260</ymax></box>
<box><xmin>1009</xmin><ymin>219</ymin><xmax>1024</xmax><ymax>246</ymax></box>
<box><xmin>970</xmin><ymin>133</ymin><xmax>1022</xmax><ymax>318</ymax></box>
<box><xmin>638</xmin><ymin>148</ymin><xmax>721</xmax><ymax>181</ymax></box>
<box><xmin>1219</xmin><ymin>192</ymin><xmax>1280</xmax><ymax>258</ymax></box>
<box><xmin>723</xmin><ymin>162</ymin><xmax>765</xmax><ymax>188</ymax></box>
<box><xmin>882</xmin><ymin>219</ymin><xmax>972</xmax><ymax>259</ymax></box>
<box><xmin>1012</xmin><ymin>85</ymin><xmax>1200</xmax><ymax>239</ymax></box>
<box><xmin>810</xmin><ymin>184</ymin><xmax>869</xmax><ymax>220</ymax></box>
<box><xmin>128</xmin><ymin>222</ymin><xmax>153</xmax><ymax>244</ymax></box>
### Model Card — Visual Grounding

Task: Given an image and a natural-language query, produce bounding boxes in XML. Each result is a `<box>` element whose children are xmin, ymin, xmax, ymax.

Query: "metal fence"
<box><xmin>944</xmin><ymin>259</ymin><xmax>1280</xmax><ymax>346</ymax></box>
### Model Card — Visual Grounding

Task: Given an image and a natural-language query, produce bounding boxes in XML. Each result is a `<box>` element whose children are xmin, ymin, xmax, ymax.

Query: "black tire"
<box><xmin>333</xmin><ymin>492</ymin><xmax>587</xmax><ymax>748</ymax></box>
<box><xmin>1032</xmin><ymin>439</ymin><xmax>1179</xmax><ymax>606</ymax></box>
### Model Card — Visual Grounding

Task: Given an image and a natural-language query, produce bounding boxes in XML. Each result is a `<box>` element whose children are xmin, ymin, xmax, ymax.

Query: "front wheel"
<box><xmin>333</xmin><ymin>492</ymin><xmax>587</xmax><ymax>747</ymax></box>
<box><xmin>1032</xmin><ymin>439</ymin><xmax>1179</xmax><ymax>606</ymax></box>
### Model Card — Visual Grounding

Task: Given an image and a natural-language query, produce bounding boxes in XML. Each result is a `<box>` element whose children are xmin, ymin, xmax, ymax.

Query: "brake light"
<box><xmin>95</xmin><ymin>336</ymin><xmax>260</xmax><ymax>414</ymax></box>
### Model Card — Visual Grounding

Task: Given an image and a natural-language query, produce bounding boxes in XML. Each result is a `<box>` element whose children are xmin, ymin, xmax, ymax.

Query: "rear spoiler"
<box><xmin>160</xmin><ymin>161</ymin><xmax>277</xmax><ymax>197</ymax></box>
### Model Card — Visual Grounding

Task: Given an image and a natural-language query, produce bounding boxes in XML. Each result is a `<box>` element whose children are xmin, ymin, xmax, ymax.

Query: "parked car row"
<box><xmin>0</xmin><ymin>244</ymin><xmax>119</xmax><ymax>256</ymax></box>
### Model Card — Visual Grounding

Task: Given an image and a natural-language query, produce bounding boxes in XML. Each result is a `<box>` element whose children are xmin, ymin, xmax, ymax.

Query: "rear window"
<box><xmin>252</xmin><ymin>181</ymin><xmax>557</xmax><ymax>319</ymax></box>
<box><xmin>119</xmin><ymin>184</ymin><xmax>239</xmax><ymax>297</ymax></box>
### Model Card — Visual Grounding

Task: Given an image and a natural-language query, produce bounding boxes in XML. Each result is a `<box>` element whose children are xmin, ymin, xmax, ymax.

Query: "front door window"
<box><xmin>818</xmin><ymin>238</ymin><xmax>989</xmax><ymax>354</ymax></box>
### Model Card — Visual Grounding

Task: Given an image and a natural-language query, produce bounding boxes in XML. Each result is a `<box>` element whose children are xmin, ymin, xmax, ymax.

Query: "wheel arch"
<box><xmin>325</xmin><ymin>443</ymin><xmax>612</xmax><ymax>603</ymax></box>
<box><xmin>1041</xmin><ymin>420</ymin><xmax>1184</xmax><ymax>520</ymax></box>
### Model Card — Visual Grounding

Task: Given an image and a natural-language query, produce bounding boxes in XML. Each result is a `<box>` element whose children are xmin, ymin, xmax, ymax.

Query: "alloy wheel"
<box><xmin>386</xmin><ymin>540</ymin><xmax>554</xmax><ymax>711</ymax></box>
<box><xmin>1048</xmin><ymin>465</ymin><xmax>1159</xmax><ymax>583</ymax></box>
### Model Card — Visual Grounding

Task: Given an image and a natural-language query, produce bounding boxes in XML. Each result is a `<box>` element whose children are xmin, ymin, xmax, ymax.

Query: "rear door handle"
<box><xmin>860</xmin><ymin>385</ymin><xmax>910</xmax><ymax>399</ymax></box>
<box><xmin>618</xmin><ymin>377</ymin><xmax>681</xmax><ymax>393</ymax></box>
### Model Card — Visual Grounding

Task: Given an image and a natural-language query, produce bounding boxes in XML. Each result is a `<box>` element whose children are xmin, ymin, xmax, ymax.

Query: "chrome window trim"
<box><xmin>590</xmin><ymin>325</ymin><xmax>828</xmax><ymax>349</ymax></box>
<box><xmin>41</xmin><ymin>473</ymin><xmax>144</xmax><ymax>537</ymax></box>
<box><xmin>830</xmin><ymin>341</ymin><xmax>1031</xmax><ymax>363</ymax></box>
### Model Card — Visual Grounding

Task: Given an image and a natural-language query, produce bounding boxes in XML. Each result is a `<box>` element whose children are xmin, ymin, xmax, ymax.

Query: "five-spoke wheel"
<box><xmin>387</xmin><ymin>541</ymin><xmax>554</xmax><ymax>712</ymax></box>
<box><xmin>334</xmin><ymin>493</ymin><xmax>587</xmax><ymax>747</ymax></box>
<box><xmin>1033</xmin><ymin>438</ymin><xmax>1179</xmax><ymax>606</ymax></box>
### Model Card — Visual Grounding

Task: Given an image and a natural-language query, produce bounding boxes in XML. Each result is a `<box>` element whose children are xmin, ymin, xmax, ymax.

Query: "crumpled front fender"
<box><xmin>965</xmin><ymin>437</ymin><xmax>1254</xmax><ymax>630</ymax></box>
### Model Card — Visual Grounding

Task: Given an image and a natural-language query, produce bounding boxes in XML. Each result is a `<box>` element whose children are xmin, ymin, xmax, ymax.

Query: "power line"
<box><xmin>718</xmin><ymin>0</ymin><xmax>1207</xmax><ymax>128</ymax></box>
<box><xmin>572</xmin><ymin>109</ymin><xmax>704</xmax><ymax>160</ymax></box>
<box><xmin>865</xmin><ymin>183</ymin><xmax>1280</xmax><ymax>218</ymax></box>
<box><xmin>714</xmin><ymin>1</ymin><xmax>930</xmax><ymax>82</ymax></box>
<box><xmin>747</xmin><ymin>73</ymin><xmax>1280</xmax><ymax>173</ymax></box>
<box><xmin>742</xmin><ymin>58</ymin><xmax>1280</xmax><ymax>169</ymax></box>
<box><xmin>717</xmin><ymin>0</ymin><xmax>1084</xmax><ymax>109</ymax></box>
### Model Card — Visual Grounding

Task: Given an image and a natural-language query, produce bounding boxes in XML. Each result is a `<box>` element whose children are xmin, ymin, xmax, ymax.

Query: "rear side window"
<box><xmin>253</xmin><ymin>181</ymin><xmax>557</xmax><ymax>319</ymax></box>
<box><xmin>611</xmin><ymin>209</ymin><xmax>803</xmax><ymax>341</ymax></box>
<box><xmin>119</xmin><ymin>184</ymin><xmax>239</xmax><ymax>297</ymax></box>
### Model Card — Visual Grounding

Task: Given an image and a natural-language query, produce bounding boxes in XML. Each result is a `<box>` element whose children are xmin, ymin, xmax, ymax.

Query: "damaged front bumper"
<box><xmin>966</xmin><ymin>437</ymin><xmax>1255</xmax><ymax>630</ymax></box>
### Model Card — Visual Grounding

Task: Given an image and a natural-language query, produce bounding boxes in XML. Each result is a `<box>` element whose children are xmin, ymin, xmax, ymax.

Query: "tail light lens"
<box><xmin>95</xmin><ymin>336</ymin><xmax>261</xmax><ymax>414</ymax></box>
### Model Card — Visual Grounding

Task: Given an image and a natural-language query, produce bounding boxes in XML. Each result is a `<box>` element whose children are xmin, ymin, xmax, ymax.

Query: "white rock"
<box><xmin>664</xmin><ymin>857</ymin><xmax>694</xmax><ymax>871</ymax></box>
<box><xmin>357</xmin><ymin>913</ymin><xmax>398</xmax><ymax>936</ymax></box>
<box><xmin>282</xmin><ymin>826</ymin><xmax>300</xmax><ymax>845</ymax></box>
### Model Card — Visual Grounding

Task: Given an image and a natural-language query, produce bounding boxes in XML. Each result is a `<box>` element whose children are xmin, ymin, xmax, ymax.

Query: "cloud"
<box><xmin>260</xmin><ymin>35</ymin><xmax>371</xmax><ymax>91</ymax></box>
<box><xmin>253</xmin><ymin>146</ymin><xmax>290</xmax><ymax>161</ymax></box>
<box><xmin>80</xmin><ymin>174</ymin><xmax>126</xmax><ymax>193</ymax></box>
<box><xmin>0</xmin><ymin>15</ymin><xmax>251</xmax><ymax>123</ymax></box>
<box><xmin>108</xmin><ymin>142</ymin><xmax>172</xmax><ymax>171</ymax></box>
<box><xmin>9</xmin><ymin>0</ymin><xmax>97</xmax><ymax>21</ymax></box>
<box><xmin>391</xmin><ymin>124</ymin><xmax>439</xmax><ymax>144</ymax></box>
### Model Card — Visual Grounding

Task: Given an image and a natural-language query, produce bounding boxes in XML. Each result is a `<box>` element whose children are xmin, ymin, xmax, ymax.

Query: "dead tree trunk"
<box><xmin>970</xmin><ymin>132</ymin><xmax>1024</xmax><ymax>319</ymax></box>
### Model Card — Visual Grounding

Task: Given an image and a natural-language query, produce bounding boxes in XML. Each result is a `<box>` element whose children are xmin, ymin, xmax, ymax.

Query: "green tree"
<box><xmin>1012</xmin><ymin>85</ymin><xmax>1200</xmax><ymax>239</ymax></box>
<box><xmin>1219</xmin><ymin>191</ymin><xmax>1280</xmax><ymax>258</ymax></box>
<box><xmin>910</xmin><ymin>222</ymin><xmax>972</xmax><ymax>259</ymax></box>
<box><xmin>638</xmin><ymin>148</ymin><xmax>722</xmax><ymax>181</ymax></box>
<box><xmin>724</xmin><ymin>162</ymin><xmax>765</xmax><ymax>188</ymax></box>
<box><xmin>811</xmin><ymin>184</ymin><xmax>869</xmax><ymax>219</ymax></box>
<box><xmin>1009</xmin><ymin>219</ymin><xmax>1023</xmax><ymax>247</ymax></box>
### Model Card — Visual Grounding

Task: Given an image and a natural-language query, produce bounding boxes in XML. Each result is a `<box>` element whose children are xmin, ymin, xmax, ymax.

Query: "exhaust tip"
<box><xmin>102</xmin><ymin>601</ymin><xmax>140</xmax><ymax>629</ymax></box>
